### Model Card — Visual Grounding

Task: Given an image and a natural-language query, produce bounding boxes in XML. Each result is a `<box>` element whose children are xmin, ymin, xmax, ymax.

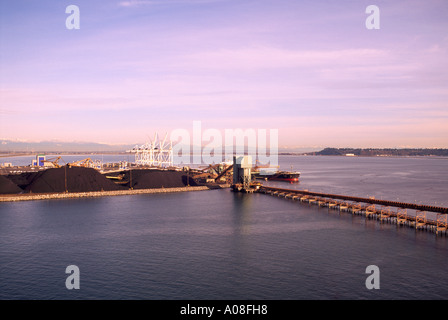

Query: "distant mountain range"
<box><xmin>0</xmin><ymin>139</ymin><xmax>319</xmax><ymax>154</ymax></box>
<box><xmin>0</xmin><ymin>140</ymin><xmax>133</xmax><ymax>153</ymax></box>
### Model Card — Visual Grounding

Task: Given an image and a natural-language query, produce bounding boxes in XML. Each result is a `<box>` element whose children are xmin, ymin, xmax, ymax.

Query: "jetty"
<box><xmin>0</xmin><ymin>185</ymin><xmax>215</xmax><ymax>202</ymax></box>
<box><xmin>258</xmin><ymin>185</ymin><xmax>448</xmax><ymax>235</ymax></box>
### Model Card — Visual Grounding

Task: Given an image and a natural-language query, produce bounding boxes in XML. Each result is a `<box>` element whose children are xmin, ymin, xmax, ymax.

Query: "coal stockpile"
<box><xmin>0</xmin><ymin>175</ymin><xmax>23</xmax><ymax>194</ymax></box>
<box><xmin>1</xmin><ymin>167</ymin><xmax>202</xmax><ymax>195</ymax></box>
<box><xmin>123</xmin><ymin>169</ymin><xmax>199</xmax><ymax>189</ymax></box>
<box><xmin>24</xmin><ymin>167</ymin><xmax>124</xmax><ymax>193</ymax></box>
<box><xmin>6</xmin><ymin>171</ymin><xmax>39</xmax><ymax>190</ymax></box>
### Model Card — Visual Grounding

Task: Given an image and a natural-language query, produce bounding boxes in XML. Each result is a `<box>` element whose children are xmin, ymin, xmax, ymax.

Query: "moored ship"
<box><xmin>265</xmin><ymin>171</ymin><xmax>300</xmax><ymax>182</ymax></box>
<box><xmin>253</xmin><ymin>170</ymin><xmax>300</xmax><ymax>182</ymax></box>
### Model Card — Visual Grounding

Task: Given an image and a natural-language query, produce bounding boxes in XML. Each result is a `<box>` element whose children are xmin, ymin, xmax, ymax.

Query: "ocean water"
<box><xmin>0</xmin><ymin>155</ymin><xmax>447</xmax><ymax>300</ymax></box>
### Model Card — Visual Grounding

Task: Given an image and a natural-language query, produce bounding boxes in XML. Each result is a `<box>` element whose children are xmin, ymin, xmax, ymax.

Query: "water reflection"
<box><xmin>231</xmin><ymin>192</ymin><xmax>253</xmax><ymax>236</ymax></box>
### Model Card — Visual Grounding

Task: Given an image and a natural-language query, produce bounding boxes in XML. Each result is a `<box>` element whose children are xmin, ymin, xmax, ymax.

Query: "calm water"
<box><xmin>1</xmin><ymin>156</ymin><xmax>447</xmax><ymax>300</ymax></box>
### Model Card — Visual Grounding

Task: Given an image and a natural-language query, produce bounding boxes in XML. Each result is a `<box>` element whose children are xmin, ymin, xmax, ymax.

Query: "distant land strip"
<box><xmin>1</xmin><ymin>148</ymin><xmax>448</xmax><ymax>158</ymax></box>
<box><xmin>293</xmin><ymin>148</ymin><xmax>448</xmax><ymax>157</ymax></box>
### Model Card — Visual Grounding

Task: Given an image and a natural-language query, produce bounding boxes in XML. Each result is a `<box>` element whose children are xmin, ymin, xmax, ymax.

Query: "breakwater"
<box><xmin>0</xmin><ymin>186</ymin><xmax>215</xmax><ymax>203</ymax></box>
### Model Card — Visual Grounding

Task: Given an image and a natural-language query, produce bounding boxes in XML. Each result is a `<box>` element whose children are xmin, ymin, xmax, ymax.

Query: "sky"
<box><xmin>0</xmin><ymin>0</ymin><xmax>447</xmax><ymax>149</ymax></box>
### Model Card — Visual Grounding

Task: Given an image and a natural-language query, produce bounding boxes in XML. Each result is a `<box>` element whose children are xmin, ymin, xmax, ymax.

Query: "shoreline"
<box><xmin>3</xmin><ymin>152</ymin><xmax>448</xmax><ymax>160</ymax></box>
<box><xmin>0</xmin><ymin>185</ymin><xmax>229</xmax><ymax>203</ymax></box>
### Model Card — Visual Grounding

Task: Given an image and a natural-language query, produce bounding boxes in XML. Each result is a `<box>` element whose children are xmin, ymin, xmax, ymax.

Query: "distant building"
<box><xmin>345</xmin><ymin>153</ymin><xmax>356</xmax><ymax>157</ymax></box>
<box><xmin>36</xmin><ymin>154</ymin><xmax>45</xmax><ymax>166</ymax></box>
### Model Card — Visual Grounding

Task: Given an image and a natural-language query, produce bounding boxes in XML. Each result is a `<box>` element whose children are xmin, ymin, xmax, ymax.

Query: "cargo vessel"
<box><xmin>253</xmin><ymin>170</ymin><xmax>300</xmax><ymax>182</ymax></box>
<box><xmin>265</xmin><ymin>171</ymin><xmax>300</xmax><ymax>182</ymax></box>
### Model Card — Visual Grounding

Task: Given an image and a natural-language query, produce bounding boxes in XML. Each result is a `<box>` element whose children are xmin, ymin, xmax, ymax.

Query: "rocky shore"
<box><xmin>0</xmin><ymin>185</ymin><xmax>227</xmax><ymax>202</ymax></box>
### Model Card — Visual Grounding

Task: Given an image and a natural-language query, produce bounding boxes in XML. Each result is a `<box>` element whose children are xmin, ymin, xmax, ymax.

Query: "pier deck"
<box><xmin>258</xmin><ymin>186</ymin><xmax>448</xmax><ymax>235</ymax></box>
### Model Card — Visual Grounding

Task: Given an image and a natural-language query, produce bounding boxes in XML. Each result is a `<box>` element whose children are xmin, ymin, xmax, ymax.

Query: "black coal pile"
<box><xmin>122</xmin><ymin>169</ymin><xmax>199</xmax><ymax>189</ymax></box>
<box><xmin>6</xmin><ymin>171</ymin><xmax>38</xmax><ymax>190</ymax></box>
<box><xmin>0</xmin><ymin>175</ymin><xmax>23</xmax><ymax>194</ymax></box>
<box><xmin>24</xmin><ymin>166</ymin><xmax>124</xmax><ymax>193</ymax></box>
<box><xmin>1</xmin><ymin>167</ymin><xmax>202</xmax><ymax>195</ymax></box>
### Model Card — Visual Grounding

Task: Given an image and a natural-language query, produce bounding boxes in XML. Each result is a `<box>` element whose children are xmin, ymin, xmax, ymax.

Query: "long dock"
<box><xmin>258</xmin><ymin>186</ymin><xmax>448</xmax><ymax>235</ymax></box>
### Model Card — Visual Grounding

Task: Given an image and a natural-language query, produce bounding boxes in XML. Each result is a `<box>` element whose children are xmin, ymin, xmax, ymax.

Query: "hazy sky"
<box><xmin>0</xmin><ymin>0</ymin><xmax>447</xmax><ymax>148</ymax></box>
